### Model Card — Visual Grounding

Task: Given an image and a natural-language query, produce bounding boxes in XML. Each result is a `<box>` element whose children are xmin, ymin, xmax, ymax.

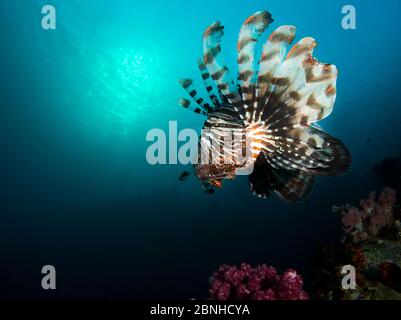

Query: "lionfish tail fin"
<box><xmin>273</xmin><ymin>170</ymin><xmax>315</xmax><ymax>203</ymax></box>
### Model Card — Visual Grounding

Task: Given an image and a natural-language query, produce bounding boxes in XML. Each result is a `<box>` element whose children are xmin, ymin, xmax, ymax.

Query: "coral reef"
<box><xmin>338</xmin><ymin>188</ymin><xmax>399</xmax><ymax>244</ymax></box>
<box><xmin>312</xmin><ymin>187</ymin><xmax>401</xmax><ymax>300</ymax></box>
<box><xmin>209</xmin><ymin>263</ymin><xmax>309</xmax><ymax>300</ymax></box>
<box><xmin>343</xmin><ymin>240</ymin><xmax>401</xmax><ymax>299</ymax></box>
<box><xmin>311</xmin><ymin>243</ymin><xmax>352</xmax><ymax>300</ymax></box>
<box><xmin>311</xmin><ymin>240</ymin><xmax>401</xmax><ymax>300</ymax></box>
<box><xmin>379</xmin><ymin>262</ymin><xmax>401</xmax><ymax>293</ymax></box>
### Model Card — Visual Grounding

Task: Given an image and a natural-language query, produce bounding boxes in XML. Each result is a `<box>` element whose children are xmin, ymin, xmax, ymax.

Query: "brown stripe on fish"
<box><xmin>289</xmin><ymin>91</ymin><xmax>302</xmax><ymax>101</ymax></box>
<box><xmin>203</xmin><ymin>22</ymin><xmax>223</xmax><ymax>37</ymax></box>
<box><xmin>243</xmin><ymin>11</ymin><xmax>270</xmax><ymax>25</ymax></box>
<box><xmin>197</xmin><ymin>59</ymin><xmax>221</xmax><ymax>108</ymax></box>
<box><xmin>179</xmin><ymin>98</ymin><xmax>207</xmax><ymax>115</ymax></box>
<box><xmin>269</xmin><ymin>31</ymin><xmax>294</xmax><ymax>43</ymax></box>
<box><xmin>217</xmin><ymin>83</ymin><xmax>228</xmax><ymax>91</ymax></box>
<box><xmin>179</xmin><ymin>98</ymin><xmax>190</xmax><ymax>108</ymax></box>
<box><xmin>292</xmin><ymin>129</ymin><xmax>301</xmax><ymax>141</ymax></box>
<box><xmin>258</xmin><ymin>72</ymin><xmax>271</xmax><ymax>84</ymax></box>
<box><xmin>238</xmin><ymin>54</ymin><xmax>250</xmax><ymax>64</ymax></box>
<box><xmin>202</xmin><ymin>72</ymin><xmax>210</xmax><ymax>80</ymax></box>
<box><xmin>260</xmin><ymin>92</ymin><xmax>281</xmax><ymax>115</ymax></box>
<box><xmin>198</xmin><ymin>61</ymin><xmax>207</xmax><ymax>71</ymax></box>
<box><xmin>286</xmin><ymin>41</ymin><xmax>316</xmax><ymax>59</ymax></box>
<box><xmin>211</xmin><ymin>67</ymin><xmax>228</xmax><ymax>81</ymax></box>
<box><xmin>271</xmin><ymin>77</ymin><xmax>290</xmax><ymax>86</ymax></box>
<box><xmin>304</xmin><ymin>54</ymin><xmax>318</xmax><ymax>66</ymax></box>
<box><xmin>179</xmin><ymin>78</ymin><xmax>213</xmax><ymax>114</ymax></box>
<box><xmin>322</xmin><ymin>64</ymin><xmax>332</xmax><ymax>73</ymax></box>
<box><xmin>325</xmin><ymin>84</ymin><xmax>336</xmax><ymax>96</ymax></box>
<box><xmin>300</xmin><ymin>115</ymin><xmax>309</xmax><ymax>126</ymax></box>
<box><xmin>237</xmin><ymin>11</ymin><xmax>274</xmax><ymax>122</ymax></box>
<box><xmin>306</xmin><ymin>62</ymin><xmax>337</xmax><ymax>82</ymax></box>
<box><xmin>306</xmin><ymin>94</ymin><xmax>326</xmax><ymax>120</ymax></box>
<box><xmin>306</xmin><ymin>93</ymin><xmax>325</xmax><ymax>109</ymax></box>
<box><xmin>203</xmin><ymin>21</ymin><xmax>242</xmax><ymax>106</ymax></box>
<box><xmin>239</xmin><ymin>70</ymin><xmax>253</xmax><ymax>82</ymax></box>
<box><xmin>237</xmin><ymin>37</ymin><xmax>256</xmax><ymax>51</ymax></box>
<box><xmin>179</xmin><ymin>79</ymin><xmax>193</xmax><ymax>89</ymax></box>
<box><xmin>204</xmin><ymin>46</ymin><xmax>221</xmax><ymax>65</ymax></box>
<box><xmin>260</xmin><ymin>50</ymin><xmax>280</xmax><ymax>62</ymax></box>
<box><xmin>305</xmin><ymin>68</ymin><xmax>333</xmax><ymax>83</ymax></box>
<box><xmin>241</xmin><ymin>86</ymin><xmax>254</xmax><ymax>94</ymax></box>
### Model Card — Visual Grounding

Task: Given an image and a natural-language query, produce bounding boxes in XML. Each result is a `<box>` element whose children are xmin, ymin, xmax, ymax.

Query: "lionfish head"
<box><xmin>194</xmin><ymin>163</ymin><xmax>236</xmax><ymax>182</ymax></box>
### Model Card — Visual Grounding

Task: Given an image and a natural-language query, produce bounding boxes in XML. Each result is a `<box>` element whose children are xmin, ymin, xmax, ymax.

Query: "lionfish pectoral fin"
<box><xmin>272</xmin><ymin>170</ymin><xmax>315</xmax><ymax>203</ymax></box>
<box><xmin>249</xmin><ymin>153</ymin><xmax>315</xmax><ymax>202</ymax></box>
<box><xmin>178</xmin><ymin>171</ymin><xmax>191</xmax><ymax>182</ymax></box>
<box><xmin>263</xmin><ymin>126</ymin><xmax>351</xmax><ymax>177</ymax></box>
<box><xmin>248</xmin><ymin>152</ymin><xmax>272</xmax><ymax>199</ymax></box>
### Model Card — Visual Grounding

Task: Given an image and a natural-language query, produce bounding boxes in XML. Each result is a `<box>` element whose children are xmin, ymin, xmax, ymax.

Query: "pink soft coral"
<box><xmin>209</xmin><ymin>263</ymin><xmax>309</xmax><ymax>300</ymax></box>
<box><xmin>339</xmin><ymin>188</ymin><xmax>397</xmax><ymax>244</ymax></box>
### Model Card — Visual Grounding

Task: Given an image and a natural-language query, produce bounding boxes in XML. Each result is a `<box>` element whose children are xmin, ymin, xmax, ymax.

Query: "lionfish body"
<box><xmin>179</xmin><ymin>11</ymin><xmax>351</xmax><ymax>202</ymax></box>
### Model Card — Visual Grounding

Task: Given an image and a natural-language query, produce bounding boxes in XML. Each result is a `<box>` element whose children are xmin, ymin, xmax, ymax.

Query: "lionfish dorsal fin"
<box><xmin>202</xmin><ymin>21</ymin><xmax>242</xmax><ymax>107</ymax></box>
<box><xmin>249</xmin><ymin>29</ymin><xmax>350</xmax><ymax>178</ymax></box>
<box><xmin>196</xmin><ymin>59</ymin><xmax>221</xmax><ymax>108</ymax></box>
<box><xmin>178</xmin><ymin>78</ymin><xmax>210</xmax><ymax>115</ymax></box>
<box><xmin>236</xmin><ymin>11</ymin><xmax>273</xmax><ymax>123</ymax></box>
<box><xmin>254</xmin><ymin>25</ymin><xmax>296</xmax><ymax>122</ymax></box>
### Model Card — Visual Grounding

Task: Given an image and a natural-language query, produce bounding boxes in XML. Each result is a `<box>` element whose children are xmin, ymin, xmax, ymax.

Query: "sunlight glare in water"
<box><xmin>84</xmin><ymin>43</ymin><xmax>166</xmax><ymax>136</ymax></box>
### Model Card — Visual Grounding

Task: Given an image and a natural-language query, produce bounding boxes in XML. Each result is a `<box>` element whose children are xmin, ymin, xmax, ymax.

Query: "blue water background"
<box><xmin>0</xmin><ymin>0</ymin><xmax>400</xmax><ymax>298</ymax></box>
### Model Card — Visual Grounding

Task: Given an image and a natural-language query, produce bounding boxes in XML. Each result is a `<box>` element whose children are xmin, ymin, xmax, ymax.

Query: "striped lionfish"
<box><xmin>178</xmin><ymin>10</ymin><xmax>351</xmax><ymax>202</ymax></box>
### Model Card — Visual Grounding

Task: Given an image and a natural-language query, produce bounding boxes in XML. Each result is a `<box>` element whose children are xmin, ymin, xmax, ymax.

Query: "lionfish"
<box><xmin>178</xmin><ymin>11</ymin><xmax>351</xmax><ymax>202</ymax></box>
